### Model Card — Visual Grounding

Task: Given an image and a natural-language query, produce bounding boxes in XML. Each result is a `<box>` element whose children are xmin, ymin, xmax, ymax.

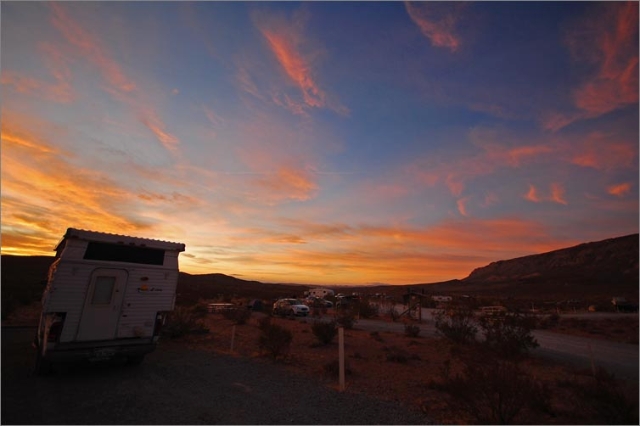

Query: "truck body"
<box><xmin>33</xmin><ymin>228</ymin><xmax>185</xmax><ymax>374</ymax></box>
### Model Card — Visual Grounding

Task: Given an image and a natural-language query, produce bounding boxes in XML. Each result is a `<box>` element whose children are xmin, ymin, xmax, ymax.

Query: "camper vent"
<box><xmin>83</xmin><ymin>242</ymin><xmax>165</xmax><ymax>265</ymax></box>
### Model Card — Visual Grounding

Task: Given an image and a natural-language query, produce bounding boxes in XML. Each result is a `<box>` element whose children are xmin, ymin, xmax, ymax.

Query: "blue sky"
<box><xmin>2</xmin><ymin>2</ymin><xmax>638</xmax><ymax>285</ymax></box>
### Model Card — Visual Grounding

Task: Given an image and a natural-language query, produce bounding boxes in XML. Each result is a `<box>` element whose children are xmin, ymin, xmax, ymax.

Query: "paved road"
<box><xmin>1</xmin><ymin>327</ymin><xmax>431</xmax><ymax>425</ymax></box>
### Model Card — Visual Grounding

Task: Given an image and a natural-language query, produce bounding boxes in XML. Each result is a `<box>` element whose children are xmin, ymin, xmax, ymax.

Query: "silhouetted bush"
<box><xmin>439</xmin><ymin>355</ymin><xmax>550</xmax><ymax>424</ymax></box>
<box><xmin>322</xmin><ymin>359</ymin><xmax>352</xmax><ymax>376</ymax></box>
<box><xmin>356</xmin><ymin>300</ymin><xmax>379</xmax><ymax>319</ymax></box>
<box><xmin>404</xmin><ymin>323</ymin><xmax>421</xmax><ymax>338</ymax></box>
<box><xmin>222</xmin><ymin>307</ymin><xmax>252</xmax><ymax>325</ymax></box>
<box><xmin>258</xmin><ymin>322</ymin><xmax>293</xmax><ymax>360</ymax></box>
<box><xmin>384</xmin><ymin>346</ymin><xmax>410</xmax><ymax>363</ymax></box>
<box><xmin>433</xmin><ymin>305</ymin><xmax>477</xmax><ymax>344</ymax></box>
<box><xmin>164</xmin><ymin>305</ymin><xmax>208</xmax><ymax>338</ymax></box>
<box><xmin>479</xmin><ymin>313</ymin><xmax>539</xmax><ymax>359</ymax></box>
<box><xmin>311</xmin><ymin>320</ymin><xmax>337</xmax><ymax>345</ymax></box>
<box><xmin>569</xmin><ymin>367</ymin><xmax>639</xmax><ymax>425</ymax></box>
<box><xmin>335</xmin><ymin>309</ymin><xmax>357</xmax><ymax>329</ymax></box>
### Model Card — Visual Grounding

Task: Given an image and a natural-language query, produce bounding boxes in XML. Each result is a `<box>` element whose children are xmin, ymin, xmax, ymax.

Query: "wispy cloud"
<box><xmin>524</xmin><ymin>183</ymin><xmax>568</xmax><ymax>205</ymax></box>
<box><xmin>404</xmin><ymin>1</ymin><xmax>462</xmax><ymax>52</ymax></box>
<box><xmin>253</xmin><ymin>8</ymin><xmax>348</xmax><ymax>116</ymax></box>
<box><xmin>544</xmin><ymin>2</ymin><xmax>638</xmax><ymax>131</ymax></box>
<box><xmin>255</xmin><ymin>165</ymin><xmax>319</xmax><ymax>202</ymax></box>
<box><xmin>525</xmin><ymin>184</ymin><xmax>542</xmax><ymax>203</ymax></box>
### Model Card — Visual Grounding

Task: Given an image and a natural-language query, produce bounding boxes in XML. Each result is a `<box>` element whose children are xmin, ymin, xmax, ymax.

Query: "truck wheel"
<box><xmin>127</xmin><ymin>355</ymin><xmax>145</xmax><ymax>365</ymax></box>
<box><xmin>34</xmin><ymin>350</ymin><xmax>52</xmax><ymax>376</ymax></box>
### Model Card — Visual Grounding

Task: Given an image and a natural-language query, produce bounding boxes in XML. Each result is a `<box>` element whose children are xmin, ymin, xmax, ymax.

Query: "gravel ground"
<box><xmin>2</xmin><ymin>327</ymin><xmax>432</xmax><ymax>425</ymax></box>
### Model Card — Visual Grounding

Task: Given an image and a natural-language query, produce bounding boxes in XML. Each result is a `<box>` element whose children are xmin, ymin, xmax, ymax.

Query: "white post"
<box><xmin>230</xmin><ymin>325</ymin><xmax>236</xmax><ymax>352</ymax></box>
<box><xmin>338</xmin><ymin>326</ymin><xmax>345</xmax><ymax>391</ymax></box>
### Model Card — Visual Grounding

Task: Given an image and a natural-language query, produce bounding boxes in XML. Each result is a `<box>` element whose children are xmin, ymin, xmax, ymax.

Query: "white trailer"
<box><xmin>33</xmin><ymin>228</ymin><xmax>185</xmax><ymax>374</ymax></box>
<box><xmin>305</xmin><ymin>288</ymin><xmax>334</xmax><ymax>298</ymax></box>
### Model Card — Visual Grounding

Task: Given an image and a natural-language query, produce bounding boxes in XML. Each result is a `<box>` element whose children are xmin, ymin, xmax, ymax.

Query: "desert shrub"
<box><xmin>479</xmin><ymin>313</ymin><xmax>539</xmax><ymax>359</ymax></box>
<box><xmin>369</xmin><ymin>331</ymin><xmax>383</xmax><ymax>342</ymax></box>
<box><xmin>334</xmin><ymin>308</ymin><xmax>357</xmax><ymax>329</ymax></box>
<box><xmin>569</xmin><ymin>368</ymin><xmax>639</xmax><ymax>425</ymax></box>
<box><xmin>384</xmin><ymin>346</ymin><xmax>410</xmax><ymax>363</ymax></box>
<box><xmin>164</xmin><ymin>305</ymin><xmax>208</xmax><ymax>338</ymax></box>
<box><xmin>404</xmin><ymin>323</ymin><xmax>421</xmax><ymax>338</ymax></box>
<box><xmin>322</xmin><ymin>359</ymin><xmax>352</xmax><ymax>376</ymax></box>
<box><xmin>439</xmin><ymin>356</ymin><xmax>549</xmax><ymax>424</ymax></box>
<box><xmin>222</xmin><ymin>307</ymin><xmax>252</xmax><ymax>325</ymax></box>
<box><xmin>384</xmin><ymin>304</ymin><xmax>402</xmax><ymax>322</ymax></box>
<box><xmin>356</xmin><ymin>300</ymin><xmax>379</xmax><ymax>319</ymax></box>
<box><xmin>258</xmin><ymin>322</ymin><xmax>293</xmax><ymax>360</ymax></box>
<box><xmin>433</xmin><ymin>305</ymin><xmax>477</xmax><ymax>344</ymax></box>
<box><xmin>311</xmin><ymin>320</ymin><xmax>337</xmax><ymax>345</ymax></box>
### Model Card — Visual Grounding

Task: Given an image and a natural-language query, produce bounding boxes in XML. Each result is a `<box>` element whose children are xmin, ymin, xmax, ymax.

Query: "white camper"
<box><xmin>306</xmin><ymin>288</ymin><xmax>335</xmax><ymax>298</ymax></box>
<box><xmin>33</xmin><ymin>228</ymin><xmax>185</xmax><ymax>374</ymax></box>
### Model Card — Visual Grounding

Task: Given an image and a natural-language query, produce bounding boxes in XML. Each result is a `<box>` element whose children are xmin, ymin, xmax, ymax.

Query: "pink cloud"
<box><xmin>524</xmin><ymin>183</ymin><xmax>568</xmax><ymax>205</ymax></box>
<box><xmin>546</xmin><ymin>2</ymin><xmax>639</xmax><ymax>131</ymax></box>
<box><xmin>138</xmin><ymin>109</ymin><xmax>180</xmax><ymax>151</ymax></box>
<box><xmin>524</xmin><ymin>184</ymin><xmax>542</xmax><ymax>203</ymax></box>
<box><xmin>49</xmin><ymin>3</ymin><xmax>136</xmax><ymax>94</ymax></box>
<box><xmin>550</xmin><ymin>183</ymin><xmax>568</xmax><ymax>205</ymax></box>
<box><xmin>608</xmin><ymin>182</ymin><xmax>632</xmax><ymax>197</ymax></box>
<box><xmin>456</xmin><ymin>197</ymin><xmax>470</xmax><ymax>216</ymax></box>
<box><xmin>404</xmin><ymin>1</ymin><xmax>462</xmax><ymax>52</ymax></box>
<box><xmin>256</xmin><ymin>165</ymin><xmax>319</xmax><ymax>202</ymax></box>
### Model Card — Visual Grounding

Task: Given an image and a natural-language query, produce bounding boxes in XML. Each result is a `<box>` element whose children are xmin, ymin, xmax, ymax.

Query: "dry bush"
<box><xmin>479</xmin><ymin>313</ymin><xmax>539</xmax><ymax>359</ymax></box>
<box><xmin>222</xmin><ymin>307</ymin><xmax>252</xmax><ymax>325</ymax></box>
<box><xmin>164</xmin><ymin>305</ymin><xmax>208</xmax><ymax>338</ymax></box>
<box><xmin>322</xmin><ymin>359</ymin><xmax>352</xmax><ymax>377</ymax></box>
<box><xmin>334</xmin><ymin>308</ymin><xmax>357</xmax><ymax>329</ymax></box>
<box><xmin>566</xmin><ymin>368</ymin><xmax>639</xmax><ymax>425</ymax></box>
<box><xmin>356</xmin><ymin>300</ymin><xmax>379</xmax><ymax>319</ymax></box>
<box><xmin>433</xmin><ymin>305</ymin><xmax>477</xmax><ymax>344</ymax></box>
<box><xmin>311</xmin><ymin>320</ymin><xmax>337</xmax><ymax>345</ymax></box>
<box><xmin>258</xmin><ymin>322</ymin><xmax>293</xmax><ymax>360</ymax></box>
<box><xmin>384</xmin><ymin>346</ymin><xmax>410</xmax><ymax>364</ymax></box>
<box><xmin>404</xmin><ymin>323</ymin><xmax>421</xmax><ymax>338</ymax></box>
<box><xmin>438</xmin><ymin>355</ymin><xmax>550</xmax><ymax>424</ymax></box>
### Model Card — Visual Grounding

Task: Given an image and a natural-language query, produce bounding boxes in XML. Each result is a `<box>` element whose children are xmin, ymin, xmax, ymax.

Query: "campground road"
<box><xmin>1</xmin><ymin>327</ymin><xmax>431</xmax><ymax>425</ymax></box>
<box><xmin>351</xmin><ymin>313</ymin><xmax>639</xmax><ymax>382</ymax></box>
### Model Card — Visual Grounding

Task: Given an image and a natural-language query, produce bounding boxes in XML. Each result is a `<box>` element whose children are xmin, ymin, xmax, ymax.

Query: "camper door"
<box><xmin>77</xmin><ymin>268</ymin><xmax>128</xmax><ymax>341</ymax></box>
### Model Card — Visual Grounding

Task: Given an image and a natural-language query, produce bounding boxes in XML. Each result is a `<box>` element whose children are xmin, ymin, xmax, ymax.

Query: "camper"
<box><xmin>33</xmin><ymin>228</ymin><xmax>185</xmax><ymax>374</ymax></box>
<box><xmin>305</xmin><ymin>287</ymin><xmax>335</xmax><ymax>298</ymax></box>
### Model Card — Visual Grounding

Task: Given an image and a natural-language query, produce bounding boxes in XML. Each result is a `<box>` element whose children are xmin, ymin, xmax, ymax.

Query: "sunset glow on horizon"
<box><xmin>2</xmin><ymin>2</ymin><xmax>638</xmax><ymax>285</ymax></box>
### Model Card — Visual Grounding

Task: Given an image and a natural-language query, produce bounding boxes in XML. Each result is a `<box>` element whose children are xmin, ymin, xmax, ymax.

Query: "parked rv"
<box><xmin>33</xmin><ymin>228</ymin><xmax>185</xmax><ymax>375</ymax></box>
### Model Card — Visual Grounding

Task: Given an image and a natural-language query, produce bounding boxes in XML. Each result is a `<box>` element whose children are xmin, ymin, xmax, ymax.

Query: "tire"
<box><xmin>127</xmin><ymin>354</ymin><xmax>145</xmax><ymax>366</ymax></box>
<box><xmin>288</xmin><ymin>309</ymin><xmax>296</xmax><ymax>318</ymax></box>
<box><xmin>34</xmin><ymin>349</ymin><xmax>52</xmax><ymax>376</ymax></box>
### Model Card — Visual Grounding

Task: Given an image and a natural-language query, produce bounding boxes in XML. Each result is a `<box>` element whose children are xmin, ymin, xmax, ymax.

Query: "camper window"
<box><xmin>92</xmin><ymin>277</ymin><xmax>116</xmax><ymax>304</ymax></box>
<box><xmin>83</xmin><ymin>242</ymin><xmax>165</xmax><ymax>265</ymax></box>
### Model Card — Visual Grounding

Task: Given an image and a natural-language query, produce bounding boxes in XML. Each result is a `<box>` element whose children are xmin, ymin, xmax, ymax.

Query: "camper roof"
<box><xmin>56</xmin><ymin>228</ymin><xmax>186</xmax><ymax>252</ymax></box>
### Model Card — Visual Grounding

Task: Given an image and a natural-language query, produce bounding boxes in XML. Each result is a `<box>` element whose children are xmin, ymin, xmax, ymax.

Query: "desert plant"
<box><xmin>322</xmin><ymin>359</ymin><xmax>352</xmax><ymax>376</ymax></box>
<box><xmin>479</xmin><ymin>313</ymin><xmax>539</xmax><ymax>359</ymax></box>
<box><xmin>384</xmin><ymin>304</ymin><xmax>402</xmax><ymax>322</ymax></box>
<box><xmin>433</xmin><ymin>305</ymin><xmax>477</xmax><ymax>344</ymax></box>
<box><xmin>334</xmin><ymin>308</ymin><xmax>357</xmax><ymax>329</ymax></box>
<box><xmin>356</xmin><ymin>300</ymin><xmax>379</xmax><ymax>319</ymax></box>
<box><xmin>258</xmin><ymin>322</ymin><xmax>293</xmax><ymax>360</ymax></box>
<box><xmin>569</xmin><ymin>367</ymin><xmax>639</xmax><ymax>425</ymax></box>
<box><xmin>222</xmin><ymin>307</ymin><xmax>252</xmax><ymax>325</ymax></box>
<box><xmin>164</xmin><ymin>305</ymin><xmax>208</xmax><ymax>338</ymax></box>
<box><xmin>440</xmin><ymin>356</ymin><xmax>548</xmax><ymax>424</ymax></box>
<box><xmin>404</xmin><ymin>323</ymin><xmax>421</xmax><ymax>338</ymax></box>
<box><xmin>311</xmin><ymin>320</ymin><xmax>337</xmax><ymax>345</ymax></box>
<box><xmin>384</xmin><ymin>346</ymin><xmax>410</xmax><ymax>363</ymax></box>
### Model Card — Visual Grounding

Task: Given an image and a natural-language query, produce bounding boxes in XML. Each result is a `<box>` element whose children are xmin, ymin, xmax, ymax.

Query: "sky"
<box><xmin>1</xmin><ymin>1</ymin><xmax>638</xmax><ymax>285</ymax></box>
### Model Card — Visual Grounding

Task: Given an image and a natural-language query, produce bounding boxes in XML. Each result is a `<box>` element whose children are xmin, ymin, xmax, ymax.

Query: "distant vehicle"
<box><xmin>304</xmin><ymin>297</ymin><xmax>333</xmax><ymax>308</ymax></box>
<box><xmin>273</xmin><ymin>299</ymin><xmax>310</xmax><ymax>317</ymax></box>
<box><xmin>479</xmin><ymin>306</ymin><xmax>508</xmax><ymax>317</ymax></box>
<box><xmin>336</xmin><ymin>295</ymin><xmax>360</xmax><ymax>309</ymax></box>
<box><xmin>33</xmin><ymin>228</ymin><xmax>185</xmax><ymax>375</ymax></box>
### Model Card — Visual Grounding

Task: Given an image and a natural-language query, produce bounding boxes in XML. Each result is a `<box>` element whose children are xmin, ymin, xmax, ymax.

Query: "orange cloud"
<box><xmin>49</xmin><ymin>3</ymin><xmax>136</xmax><ymax>94</ymax></box>
<box><xmin>1</xmin><ymin>70</ymin><xmax>73</xmax><ymax>103</ymax></box>
<box><xmin>570</xmin><ymin>139</ymin><xmax>637</xmax><ymax>170</ymax></box>
<box><xmin>256</xmin><ymin>166</ymin><xmax>319</xmax><ymax>202</ymax></box>
<box><xmin>550</xmin><ymin>183</ymin><xmax>568</xmax><ymax>205</ymax></box>
<box><xmin>138</xmin><ymin>109</ymin><xmax>180</xmax><ymax>151</ymax></box>
<box><xmin>525</xmin><ymin>184</ymin><xmax>542</xmax><ymax>203</ymax></box>
<box><xmin>456</xmin><ymin>197</ymin><xmax>470</xmax><ymax>216</ymax></box>
<box><xmin>404</xmin><ymin>1</ymin><xmax>462</xmax><ymax>52</ymax></box>
<box><xmin>608</xmin><ymin>182</ymin><xmax>632</xmax><ymax>197</ymax></box>
<box><xmin>547</xmin><ymin>2</ymin><xmax>639</xmax><ymax>131</ymax></box>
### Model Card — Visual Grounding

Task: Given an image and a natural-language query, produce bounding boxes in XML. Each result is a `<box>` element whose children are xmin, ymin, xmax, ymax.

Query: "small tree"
<box><xmin>433</xmin><ymin>305</ymin><xmax>477</xmax><ymax>344</ymax></box>
<box><xmin>335</xmin><ymin>308</ymin><xmax>357</xmax><ymax>329</ymax></box>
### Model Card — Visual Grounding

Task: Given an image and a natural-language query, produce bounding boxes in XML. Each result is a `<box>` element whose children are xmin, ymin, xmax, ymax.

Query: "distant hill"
<box><xmin>2</xmin><ymin>234</ymin><xmax>638</xmax><ymax>308</ymax></box>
